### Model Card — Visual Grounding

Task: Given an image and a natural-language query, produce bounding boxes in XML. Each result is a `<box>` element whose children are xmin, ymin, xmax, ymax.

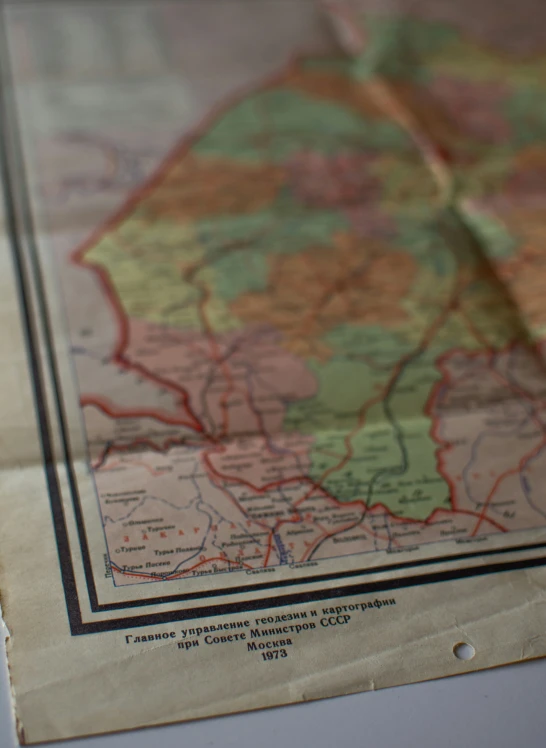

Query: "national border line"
<box><xmin>3</xmin><ymin>5</ymin><xmax>546</xmax><ymax>635</ymax></box>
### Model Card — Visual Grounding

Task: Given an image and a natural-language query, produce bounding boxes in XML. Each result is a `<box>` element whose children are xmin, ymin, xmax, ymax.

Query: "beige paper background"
<box><xmin>2</xmin><ymin>1</ymin><xmax>546</xmax><ymax>744</ymax></box>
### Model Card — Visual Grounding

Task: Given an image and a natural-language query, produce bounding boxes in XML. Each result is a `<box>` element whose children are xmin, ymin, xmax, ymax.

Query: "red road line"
<box><xmin>81</xmin><ymin>394</ymin><xmax>204</xmax><ymax>430</ymax></box>
<box><xmin>65</xmin><ymin>50</ymin><xmax>543</xmax><ymax>558</ymax></box>
<box><xmin>471</xmin><ymin>434</ymin><xmax>546</xmax><ymax>536</ymax></box>
<box><xmin>112</xmin><ymin>555</ymin><xmax>253</xmax><ymax>581</ymax></box>
<box><xmin>69</xmin><ymin>59</ymin><xmax>311</xmax><ymax>442</ymax></box>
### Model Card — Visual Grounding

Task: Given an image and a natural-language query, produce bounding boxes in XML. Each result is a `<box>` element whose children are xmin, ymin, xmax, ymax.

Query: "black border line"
<box><xmin>0</xmin><ymin>10</ymin><xmax>84</xmax><ymax>633</ymax></box>
<box><xmin>67</xmin><ymin>539</ymin><xmax>546</xmax><ymax>611</ymax></box>
<box><xmin>0</xmin><ymin>12</ymin><xmax>102</xmax><ymax>614</ymax></box>
<box><xmin>61</xmin><ymin>551</ymin><xmax>546</xmax><ymax>634</ymax></box>
<box><xmin>3</xmin><ymin>6</ymin><xmax>546</xmax><ymax>636</ymax></box>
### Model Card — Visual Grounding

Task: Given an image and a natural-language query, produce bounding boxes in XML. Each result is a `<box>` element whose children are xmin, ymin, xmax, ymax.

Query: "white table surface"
<box><xmin>2</xmin><ymin>620</ymin><xmax>546</xmax><ymax>748</ymax></box>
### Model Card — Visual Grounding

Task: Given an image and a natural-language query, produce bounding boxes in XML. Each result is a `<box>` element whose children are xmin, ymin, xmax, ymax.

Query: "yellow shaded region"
<box><xmin>84</xmin><ymin>216</ymin><xmax>238</xmax><ymax>332</ymax></box>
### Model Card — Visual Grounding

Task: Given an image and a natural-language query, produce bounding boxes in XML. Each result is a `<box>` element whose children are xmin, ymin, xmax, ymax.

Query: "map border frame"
<box><xmin>3</xmin><ymin>18</ymin><xmax>546</xmax><ymax>637</ymax></box>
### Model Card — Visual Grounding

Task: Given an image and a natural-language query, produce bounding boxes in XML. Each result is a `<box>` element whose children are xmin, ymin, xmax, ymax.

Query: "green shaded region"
<box><xmin>352</xmin><ymin>16</ymin><xmax>458</xmax><ymax>82</ymax></box>
<box><xmin>194</xmin><ymin>88</ymin><xmax>410</xmax><ymax>163</ymax></box>
<box><xmin>284</xmin><ymin>328</ymin><xmax>415</xmax><ymax>435</ymax></box>
<box><xmin>283</xmin><ymin>329</ymin><xmax>450</xmax><ymax>520</ymax></box>
<box><xmin>427</xmin><ymin>36</ymin><xmax>546</xmax><ymax>89</ymax></box>
<box><xmin>461</xmin><ymin>210</ymin><xmax>518</xmax><ymax>261</ymax></box>
<box><xmin>459</xmin><ymin>275</ymin><xmax>527</xmax><ymax>346</ymax></box>
<box><xmin>391</xmin><ymin>209</ymin><xmax>457</xmax><ymax>276</ymax></box>
<box><xmin>454</xmin><ymin>151</ymin><xmax>513</xmax><ymax>203</ymax></box>
<box><xmin>78</xmin><ymin>12</ymin><xmax>546</xmax><ymax>529</ymax></box>
<box><xmin>392</xmin><ymin>206</ymin><xmax>512</xmax><ymax>290</ymax></box>
<box><xmin>282</xmin><ymin>206</ymin><xmax>524</xmax><ymax>519</ymax></box>
<box><xmin>503</xmin><ymin>87</ymin><xmax>546</xmax><ymax>147</ymax></box>
<box><xmin>209</xmin><ymin>249</ymin><xmax>268</xmax><ymax>303</ymax></box>
<box><xmin>293</xmin><ymin>350</ymin><xmax>449</xmax><ymax>520</ymax></box>
<box><xmin>371</xmin><ymin>153</ymin><xmax>437</xmax><ymax>206</ymax></box>
<box><xmin>301</xmin><ymin>56</ymin><xmax>353</xmax><ymax>76</ymax></box>
<box><xmin>197</xmin><ymin>194</ymin><xmax>348</xmax><ymax>302</ymax></box>
<box><xmin>435</xmin><ymin>208</ymin><xmax>527</xmax><ymax>346</ymax></box>
<box><xmin>323</xmin><ymin>324</ymin><xmax>413</xmax><ymax>368</ymax></box>
<box><xmin>284</xmin><ymin>357</ymin><xmax>387</xmax><ymax>436</ymax></box>
<box><xmin>398</xmin><ymin>207</ymin><xmax>523</xmax><ymax>349</ymax></box>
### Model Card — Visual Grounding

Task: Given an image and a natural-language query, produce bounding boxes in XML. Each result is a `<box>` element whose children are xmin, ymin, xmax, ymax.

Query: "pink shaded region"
<box><xmin>428</xmin><ymin>346</ymin><xmax>546</xmax><ymax>534</ymax></box>
<box><xmin>286</xmin><ymin>151</ymin><xmax>380</xmax><ymax>209</ymax></box>
<box><xmin>124</xmin><ymin>319</ymin><xmax>317</xmax><ymax>439</ymax></box>
<box><xmin>429</xmin><ymin>75</ymin><xmax>511</xmax><ymax>143</ymax></box>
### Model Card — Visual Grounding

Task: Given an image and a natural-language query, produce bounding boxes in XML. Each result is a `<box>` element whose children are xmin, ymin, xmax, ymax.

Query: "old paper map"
<box><xmin>2</xmin><ymin>0</ymin><xmax>546</xmax><ymax>743</ymax></box>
